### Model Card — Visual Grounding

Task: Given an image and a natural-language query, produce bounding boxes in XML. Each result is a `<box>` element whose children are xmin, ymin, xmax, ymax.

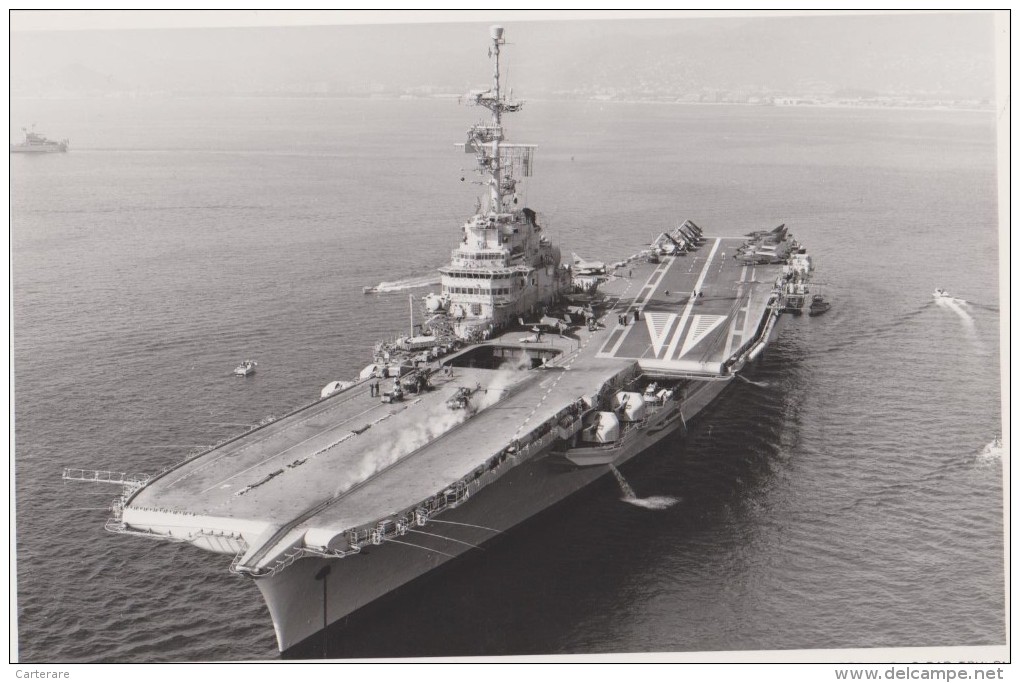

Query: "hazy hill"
<box><xmin>10</xmin><ymin>14</ymin><xmax>997</xmax><ymax>100</ymax></box>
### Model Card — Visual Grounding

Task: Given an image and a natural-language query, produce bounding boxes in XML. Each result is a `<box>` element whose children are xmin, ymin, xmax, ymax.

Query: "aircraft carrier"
<box><xmin>63</xmin><ymin>26</ymin><xmax>815</xmax><ymax>656</ymax></box>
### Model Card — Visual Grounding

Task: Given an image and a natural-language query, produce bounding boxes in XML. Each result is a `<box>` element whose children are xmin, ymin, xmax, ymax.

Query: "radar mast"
<box><xmin>464</xmin><ymin>25</ymin><xmax>532</xmax><ymax>216</ymax></box>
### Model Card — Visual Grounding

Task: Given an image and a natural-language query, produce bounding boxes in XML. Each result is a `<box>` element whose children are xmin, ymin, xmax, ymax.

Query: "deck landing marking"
<box><xmin>679</xmin><ymin>315</ymin><xmax>727</xmax><ymax>358</ymax></box>
<box><xmin>723</xmin><ymin>266</ymin><xmax>750</xmax><ymax>358</ymax></box>
<box><xmin>602</xmin><ymin>256</ymin><xmax>676</xmax><ymax>358</ymax></box>
<box><xmin>644</xmin><ymin>312</ymin><xmax>678</xmax><ymax>357</ymax></box>
<box><xmin>664</xmin><ymin>238</ymin><xmax>721</xmax><ymax>361</ymax></box>
<box><xmin>742</xmin><ymin>298</ymin><xmax>756</xmax><ymax>341</ymax></box>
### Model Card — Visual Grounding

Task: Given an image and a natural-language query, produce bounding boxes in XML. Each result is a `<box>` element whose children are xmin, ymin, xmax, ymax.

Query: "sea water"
<box><xmin>11</xmin><ymin>97</ymin><xmax>1003</xmax><ymax>661</ymax></box>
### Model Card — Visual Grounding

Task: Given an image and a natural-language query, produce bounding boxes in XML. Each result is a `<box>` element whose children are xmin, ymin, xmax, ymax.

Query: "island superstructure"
<box><xmin>432</xmin><ymin>26</ymin><xmax>570</xmax><ymax>340</ymax></box>
<box><xmin>63</xmin><ymin>26</ymin><xmax>815</xmax><ymax>656</ymax></box>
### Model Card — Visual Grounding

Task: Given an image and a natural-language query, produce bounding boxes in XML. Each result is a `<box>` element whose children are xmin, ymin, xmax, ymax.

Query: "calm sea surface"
<box><xmin>11</xmin><ymin>97</ymin><xmax>1003</xmax><ymax>661</ymax></box>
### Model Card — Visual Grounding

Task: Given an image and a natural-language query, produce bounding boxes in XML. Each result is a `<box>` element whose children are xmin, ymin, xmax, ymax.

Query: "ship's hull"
<box><xmin>256</xmin><ymin>375</ymin><xmax>732</xmax><ymax>655</ymax></box>
<box><xmin>10</xmin><ymin>143</ymin><xmax>67</xmax><ymax>153</ymax></box>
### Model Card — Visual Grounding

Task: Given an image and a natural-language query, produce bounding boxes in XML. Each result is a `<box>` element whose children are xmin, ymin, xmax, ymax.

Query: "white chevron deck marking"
<box><xmin>679</xmin><ymin>314</ymin><xmax>728</xmax><ymax>358</ymax></box>
<box><xmin>664</xmin><ymin>238</ymin><xmax>721</xmax><ymax>361</ymax></box>
<box><xmin>602</xmin><ymin>256</ymin><xmax>676</xmax><ymax>358</ymax></box>
<box><xmin>644</xmin><ymin>312</ymin><xmax>678</xmax><ymax>357</ymax></box>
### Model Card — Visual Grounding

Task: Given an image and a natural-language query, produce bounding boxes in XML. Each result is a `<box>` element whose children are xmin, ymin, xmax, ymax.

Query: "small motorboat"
<box><xmin>808</xmin><ymin>294</ymin><xmax>831</xmax><ymax>316</ymax></box>
<box><xmin>233</xmin><ymin>360</ymin><xmax>257</xmax><ymax>376</ymax></box>
<box><xmin>933</xmin><ymin>288</ymin><xmax>952</xmax><ymax>299</ymax></box>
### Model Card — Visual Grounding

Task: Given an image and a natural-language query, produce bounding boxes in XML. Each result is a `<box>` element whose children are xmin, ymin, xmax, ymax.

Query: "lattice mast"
<box><xmin>490</xmin><ymin>26</ymin><xmax>504</xmax><ymax>213</ymax></box>
<box><xmin>466</xmin><ymin>25</ymin><xmax>530</xmax><ymax>216</ymax></box>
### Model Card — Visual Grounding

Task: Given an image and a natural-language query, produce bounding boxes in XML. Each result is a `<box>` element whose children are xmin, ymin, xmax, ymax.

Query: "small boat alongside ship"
<box><xmin>808</xmin><ymin>294</ymin><xmax>831</xmax><ymax>316</ymax></box>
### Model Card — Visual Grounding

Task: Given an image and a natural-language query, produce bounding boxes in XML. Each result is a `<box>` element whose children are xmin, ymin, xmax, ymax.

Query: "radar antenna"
<box><xmin>461</xmin><ymin>25</ymin><xmax>534</xmax><ymax>216</ymax></box>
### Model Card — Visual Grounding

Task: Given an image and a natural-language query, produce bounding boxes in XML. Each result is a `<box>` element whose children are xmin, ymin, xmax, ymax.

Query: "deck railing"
<box><xmin>61</xmin><ymin>468</ymin><xmax>150</xmax><ymax>487</ymax></box>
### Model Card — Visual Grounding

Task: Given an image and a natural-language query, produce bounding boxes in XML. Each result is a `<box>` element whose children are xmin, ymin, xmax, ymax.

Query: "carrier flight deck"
<box><xmin>124</xmin><ymin>233</ymin><xmax>790</xmax><ymax>573</ymax></box>
<box><xmin>598</xmin><ymin>236</ymin><xmax>784</xmax><ymax>374</ymax></box>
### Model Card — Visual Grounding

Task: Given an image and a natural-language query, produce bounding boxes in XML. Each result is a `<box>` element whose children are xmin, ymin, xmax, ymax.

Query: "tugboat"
<box><xmin>808</xmin><ymin>293</ymin><xmax>831</xmax><ymax>316</ymax></box>
<box><xmin>233</xmin><ymin>360</ymin><xmax>257</xmax><ymax>376</ymax></box>
<box><xmin>10</xmin><ymin>127</ymin><xmax>69</xmax><ymax>154</ymax></box>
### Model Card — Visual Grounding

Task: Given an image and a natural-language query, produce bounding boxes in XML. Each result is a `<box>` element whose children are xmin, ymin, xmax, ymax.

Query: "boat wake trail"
<box><xmin>365</xmin><ymin>274</ymin><xmax>441</xmax><ymax>293</ymax></box>
<box><xmin>935</xmin><ymin>297</ymin><xmax>981</xmax><ymax>346</ymax></box>
<box><xmin>609</xmin><ymin>464</ymin><xmax>680</xmax><ymax>510</ymax></box>
<box><xmin>976</xmin><ymin>437</ymin><xmax>1005</xmax><ymax>464</ymax></box>
<box><xmin>807</xmin><ymin>302</ymin><xmax>930</xmax><ymax>358</ymax></box>
<box><xmin>962</xmin><ymin>301</ymin><xmax>999</xmax><ymax>313</ymax></box>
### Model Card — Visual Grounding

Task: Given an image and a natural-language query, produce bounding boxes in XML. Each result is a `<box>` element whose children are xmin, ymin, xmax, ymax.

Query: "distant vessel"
<box><xmin>63</xmin><ymin>26</ymin><xmax>815</xmax><ymax>657</ymax></box>
<box><xmin>233</xmin><ymin>360</ymin><xmax>257</xmax><ymax>376</ymax></box>
<box><xmin>10</xmin><ymin>127</ymin><xmax>69</xmax><ymax>154</ymax></box>
<box><xmin>933</xmin><ymin>288</ymin><xmax>952</xmax><ymax>298</ymax></box>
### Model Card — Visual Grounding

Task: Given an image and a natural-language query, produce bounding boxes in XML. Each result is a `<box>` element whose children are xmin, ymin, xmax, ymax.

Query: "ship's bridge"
<box><xmin>448</xmin><ymin>249</ymin><xmax>509</xmax><ymax>267</ymax></box>
<box><xmin>463</xmin><ymin>212</ymin><xmax>519</xmax><ymax>233</ymax></box>
<box><xmin>459</xmin><ymin>210</ymin><xmax>541</xmax><ymax>261</ymax></box>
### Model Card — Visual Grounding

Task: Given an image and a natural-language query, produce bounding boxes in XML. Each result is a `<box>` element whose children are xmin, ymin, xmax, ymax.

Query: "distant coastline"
<box><xmin>578</xmin><ymin>98</ymin><xmax>995</xmax><ymax>114</ymax></box>
<box><xmin>11</xmin><ymin>91</ymin><xmax>995</xmax><ymax>115</ymax></box>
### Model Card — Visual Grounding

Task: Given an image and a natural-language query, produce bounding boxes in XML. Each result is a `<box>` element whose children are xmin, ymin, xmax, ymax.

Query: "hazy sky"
<box><xmin>10</xmin><ymin>11</ymin><xmax>1001</xmax><ymax>100</ymax></box>
<box><xmin>10</xmin><ymin>10</ymin><xmax>878</xmax><ymax>32</ymax></box>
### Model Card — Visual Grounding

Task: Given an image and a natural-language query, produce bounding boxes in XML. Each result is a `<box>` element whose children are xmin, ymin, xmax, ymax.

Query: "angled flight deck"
<box><xmin>597</xmin><ymin>237</ymin><xmax>785</xmax><ymax>375</ymax></box>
